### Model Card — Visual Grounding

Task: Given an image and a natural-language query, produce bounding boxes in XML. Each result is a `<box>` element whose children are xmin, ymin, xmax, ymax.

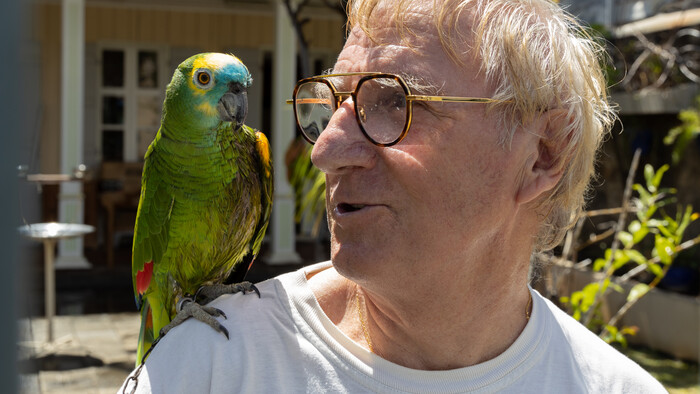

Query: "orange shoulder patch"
<box><xmin>255</xmin><ymin>132</ymin><xmax>272</xmax><ymax>177</ymax></box>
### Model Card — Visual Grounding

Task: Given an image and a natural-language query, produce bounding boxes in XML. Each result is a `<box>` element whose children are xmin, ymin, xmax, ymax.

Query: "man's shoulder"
<box><xmin>124</xmin><ymin>266</ymin><xmax>315</xmax><ymax>393</ymax></box>
<box><xmin>536</xmin><ymin>293</ymin><xmax>665</xmax><ymax>392</ymax></box>
<box><xmin>207</xmin><ymin>261</ymin><xmax>330</xmax><ymax>323</ymax></box>
<box><xmin>209</xmin><ymin>275</ymin><xmax>289</xmax><ymax>319</ymax></box>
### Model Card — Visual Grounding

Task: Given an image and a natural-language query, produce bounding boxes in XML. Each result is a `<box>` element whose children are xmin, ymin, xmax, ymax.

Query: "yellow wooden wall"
<box><xmin>32</xmin><ymin>2</ymin><xmax>343</xmax><ymax>172</ymax></box>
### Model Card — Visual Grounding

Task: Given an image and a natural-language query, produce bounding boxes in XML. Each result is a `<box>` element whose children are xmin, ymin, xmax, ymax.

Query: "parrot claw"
<box><xmin>159</xmin><ymin>298</ymin><xmax>230</xmax><ymax>339</ymax></box>
<box><xmin>195</xmin><ymin>281</ymin><xmax>261</xmax><ymax>304</ymax></box>
<box><xmin>235</xmin><ymin>282</ymin><xmax>261</xmax><ymax>298</ymax></box>
<box><xmin>216</xmin><ymin>308</ymin><xmax>228</xmax><ymax>320</ymax></box>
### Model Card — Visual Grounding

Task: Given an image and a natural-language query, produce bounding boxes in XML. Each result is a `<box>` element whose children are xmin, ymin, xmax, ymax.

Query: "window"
<box><xmin>99</xmin><ymin>46</ymin><xmax>166</xmax><ymax>162</ymax></box>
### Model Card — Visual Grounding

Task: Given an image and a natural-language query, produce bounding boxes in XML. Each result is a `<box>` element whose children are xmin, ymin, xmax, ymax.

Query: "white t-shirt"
<box><xmin>121</xmin><ymin>261</ymin><xmax>666</xmax><ymax>393</ymax></box>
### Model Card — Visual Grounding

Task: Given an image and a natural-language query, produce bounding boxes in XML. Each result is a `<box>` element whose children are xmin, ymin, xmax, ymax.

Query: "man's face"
<box><xmin>311</xmin><ymin>5</ymin><xmax>532</xmax><ymax>290</ymax></box>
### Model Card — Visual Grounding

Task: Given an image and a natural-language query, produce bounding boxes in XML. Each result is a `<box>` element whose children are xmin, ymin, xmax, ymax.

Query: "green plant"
<box><xmin>287</xmin><ymin>139</ymin><xmax>327</xmax><ymax>235</ymax></box>
<box><xmin>665</xmin><ymin>95</ymin><xmax>700</xmax><ymax>165</ymax></box>
<box><xmin>560</xmin><ymin>155</ymin><xmax>699</xmax><ymax>346</ymax></box>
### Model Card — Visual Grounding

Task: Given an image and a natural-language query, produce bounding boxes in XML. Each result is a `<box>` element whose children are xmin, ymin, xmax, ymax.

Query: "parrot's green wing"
<box><xmin>131</xmin><ymin>135</ymin><xmax>175</xmax><ymax>362</ymax></box>
<box><xmin>132</xmin><ymin>136</ymin><xmax>173</xmax><ymax>304</ymax></box>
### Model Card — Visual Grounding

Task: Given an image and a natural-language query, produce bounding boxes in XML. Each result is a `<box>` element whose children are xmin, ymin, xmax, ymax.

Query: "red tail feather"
<box><xmin>136</xmin><ymin>261</ymin><xmax>154</xmax><ymax>295</ymax></box>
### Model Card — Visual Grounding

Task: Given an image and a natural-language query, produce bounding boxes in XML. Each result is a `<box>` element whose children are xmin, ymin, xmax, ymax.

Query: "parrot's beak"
<box><xmin>217</xmin><ymin>82</ymin><xmax>248</xmax><ymax>129</ymax></box>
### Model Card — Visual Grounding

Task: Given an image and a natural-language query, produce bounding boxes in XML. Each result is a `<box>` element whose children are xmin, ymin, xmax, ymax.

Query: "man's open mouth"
<box><xmin>337</xmin><ymin>203</ymin><xmax>366</xmax><ymax>214</ymax></box>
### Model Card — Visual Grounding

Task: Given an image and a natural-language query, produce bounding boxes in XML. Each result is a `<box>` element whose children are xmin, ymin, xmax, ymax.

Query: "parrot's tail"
<box><xmin>135</xmin><ymin>301</ymin><xmax>155</xmax><ymax>366</ymax></box>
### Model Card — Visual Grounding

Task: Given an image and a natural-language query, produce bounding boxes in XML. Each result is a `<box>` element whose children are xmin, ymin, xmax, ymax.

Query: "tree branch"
<box><xmin>582</xmin><ymin>148</ymin><xmax>641</xmax><ymax>326</ymax></box>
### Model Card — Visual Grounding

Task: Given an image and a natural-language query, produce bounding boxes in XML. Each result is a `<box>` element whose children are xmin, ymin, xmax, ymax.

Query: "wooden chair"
<box><xmin>99</xmin><ymin>162</ymin><xmax>143</xmax><ymax>267</ymax></box>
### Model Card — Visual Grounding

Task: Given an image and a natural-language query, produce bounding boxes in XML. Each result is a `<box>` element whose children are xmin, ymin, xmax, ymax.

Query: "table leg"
<box><xmin>43</xmin><ymin>239</ymin><xmax>57</xmax><ymax>343</ymax></box>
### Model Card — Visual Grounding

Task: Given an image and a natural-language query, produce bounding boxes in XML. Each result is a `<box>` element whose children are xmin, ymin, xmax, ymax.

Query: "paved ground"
<box><xmin>18</xmin><ymin>313</ymin><xmax>140</xmax><ymax>394</ymax></box>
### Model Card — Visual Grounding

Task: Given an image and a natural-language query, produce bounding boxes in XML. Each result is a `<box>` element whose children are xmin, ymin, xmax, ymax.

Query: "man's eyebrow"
<box><xmin>399</xmin><ymin>73</ymin><xmax>442</xmax><ymax>95</ymax></box>
<box><xmin>319</xmin><ymin>70</ymin><xmax>443</xmax><ymax>95</ymax></box>
<box><xmin>323</xmin><ymin>68</ymin><xmax>349</xmax><ymax>88</ymax></box>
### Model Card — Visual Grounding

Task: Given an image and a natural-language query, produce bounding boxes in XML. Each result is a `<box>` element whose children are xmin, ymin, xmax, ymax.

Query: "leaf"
<box><xmin>627</xmin><ymin>283</ymin><xmax>650</xmax><ymax>302</ymax></box>
<box><xmin>617</xmin><ymin>231</ymin><xmax>634</xmax><ymax>249</ymax></box>
<box><xmin>622</xmin><ymin>249</ymin><xmax>647</xmax><ymax>265</ymax></box>
<box><xmin>644</xmin><ymin>164</ymin><xmax>655</xmax><ymax>192</ymax></box>
<box><xmin>664</xmin><ymin>125</ymin><xmax>685</xmax><ymax>145</ymax></box>
<box><xmin>628</xmin><ymin>220</ymin><xmax>642</xmax><ymax>234</ymax></box>
<box><xmin>647</xmin><ymin>263</ymin><xmax>664</xmax><ymax>277</ymax></box>
<box><xmin>654</xmin><ymin>235</ymin><xmax>675</xmax><ymax>265</ymax></box>
<box><xmin>570</xmin><ymin>291</ymin><xmax>583</xmax><ymax>306</ymax></box>
<box><xmin>634</xmin><ymin>184</ymin><xmax>651</xmax><ymax>206</ymax></box>
<box><xmin>645</xmin><ymin>205</ymin><xmax>658</xmax><ymax>220</ymax></box>
<box><xmin>656</xmin><ymin>224</ymin><xmax>674</xmax><ymax>239</ymax></box>
<box><xmin>632</xmin><ymin>224</ymin><xmax>649</xmax><ymax>244</ymax></box>
<box><xmin>580</xmin><ymin>283</ymin><xmax>600</xmax><ymax>312</ymax></box>
<box><xmin>593</xmin><ymin>258</ymin><xmax>607</xmax><ymax>271</ymax></box>
<box><xmin>620</xmin><ymin>326</ymin><xmax>639</xmax><ymax>336</ymax></box>
<box><xmin>602</xmin><ymin>325</ymin><xmax>625</xmax><ymax>346</ymax></box>
<box><xmin>612</xmin><ymin>250</ymin><xmax>630</xmax><ymax>270</ymax></box>
<box><xmin>610</xmin><ymin>282</ymin><xmax>624</xmax><ymax>293</ymax></box>
<box><xmin>604</xmin><ymin>248</ymin><xmax>612</xmax><ymax>261</ymax></box>
<box><xmin>665</xmin><ymin>107</ymin><xmax>700</xmax><ymax>164</ymax></box>
<box><xmin>647</xmin><ymin>218</ymin><xmax>666</xmax><ymax>228</ymax></box>
<box><xmin>651</xmin><ymin>164</ymin><xmax>669</xmax><ymax>190</ymax></box>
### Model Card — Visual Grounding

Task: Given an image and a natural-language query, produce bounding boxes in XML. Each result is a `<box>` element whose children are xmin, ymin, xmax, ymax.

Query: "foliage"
<box><xmin>664</xmin><ymin>95</ymin><xmax>700</xmax><ymax>165</ymax></box>
<box><xmin>619</xmin><ymin>345</ymin><xmax>700</xmax><ymax>393</ymax></box>
<box><xmin>559</xmin><ymin>162</ymin><xmax>699</xmax><ymax>346</ymax></box>
<box><xmin>287</xmin><ymin>138</ymin><xmax>326</xmax><ymax>235</ymax></box>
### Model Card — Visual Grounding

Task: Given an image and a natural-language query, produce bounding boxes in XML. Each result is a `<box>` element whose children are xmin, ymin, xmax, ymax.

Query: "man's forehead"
<box><xmin>331</xmin><ymin>27</ymin><xmax>451</xmax><ymax>92</ymax></box>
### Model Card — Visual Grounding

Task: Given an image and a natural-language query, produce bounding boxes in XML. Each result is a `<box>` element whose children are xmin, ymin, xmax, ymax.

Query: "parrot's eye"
<box><xmin>194</xmin><ymin>69</ymin><xmax>213</xmax><ymax>88</ymax></box>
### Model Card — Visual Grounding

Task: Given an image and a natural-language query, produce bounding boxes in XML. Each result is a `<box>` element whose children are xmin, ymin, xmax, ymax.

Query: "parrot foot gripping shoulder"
<box><xmin>159</xmin><ymin>295</ymin><xmax>230</xmax><ymax>339</ymax></box>
<box><xmin>195</xmin><ymin>281</ymin><xmax>260</xmax><ymax>304</ymax></box>
<box><xmin>158</xmin><ymin>282</ymin><xmax>260</xmax><ymax>339</ymax></box>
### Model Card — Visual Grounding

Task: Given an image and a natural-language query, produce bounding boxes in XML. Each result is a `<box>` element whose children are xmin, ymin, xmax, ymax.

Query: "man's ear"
<box><xmin>516</xmin><ymin>109</ymin><xmax>573</xmax><ymax>205</ymax></box>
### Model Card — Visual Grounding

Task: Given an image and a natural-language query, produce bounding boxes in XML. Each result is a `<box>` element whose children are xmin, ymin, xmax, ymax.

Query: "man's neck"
<box><xmin>308</xmin><ymin>247</ymin><xmax>533</xmax><ymax>370</ymax></box>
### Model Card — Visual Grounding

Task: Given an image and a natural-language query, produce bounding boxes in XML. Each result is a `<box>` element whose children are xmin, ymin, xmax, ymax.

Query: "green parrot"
<box><xmin>131</xmin><ymin>52</ymin><xmax>273</xmax><ymax>364</ymax></box>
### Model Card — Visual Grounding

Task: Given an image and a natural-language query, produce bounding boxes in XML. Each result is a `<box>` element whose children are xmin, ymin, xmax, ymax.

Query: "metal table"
<box><xmin>18</xmin><ymin>222</ymin><xmax>95</xmax><ymax>342</ymax></box>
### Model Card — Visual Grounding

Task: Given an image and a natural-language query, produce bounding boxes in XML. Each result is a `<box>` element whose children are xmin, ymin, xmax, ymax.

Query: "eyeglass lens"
<box><xmin>294</xmin><ymin>77</ymin><xmax>409</xmax><ymax>145</ymax></box>
<box><xmin>295</xmin><ymin>82</ymin><xmax>334</xmax><ymax>142</ymax></box>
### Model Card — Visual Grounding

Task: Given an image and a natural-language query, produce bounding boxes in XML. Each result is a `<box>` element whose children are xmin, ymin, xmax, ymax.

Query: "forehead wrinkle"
<box><xmin>334</xmin><ymin>44</ymin><xmax>443</xmax><ymax>94</ymax></box>
<box><xmin>365</xmin><ymin>1</ymin><xmax>437</xmax><ymax>42</ymax></box>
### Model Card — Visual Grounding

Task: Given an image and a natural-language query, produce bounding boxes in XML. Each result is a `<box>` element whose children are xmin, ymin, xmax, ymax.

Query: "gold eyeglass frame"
<box><xmin>287</xmin><ymin>72</ymin><xmax>506</xmax><ymax>147</ymax></box>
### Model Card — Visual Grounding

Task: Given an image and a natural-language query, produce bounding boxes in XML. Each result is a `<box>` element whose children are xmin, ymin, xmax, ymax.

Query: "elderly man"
<box><xmin>122</xmin><ymin>0</ymin><xmax>665</xmax><ymax>392</ymax></box>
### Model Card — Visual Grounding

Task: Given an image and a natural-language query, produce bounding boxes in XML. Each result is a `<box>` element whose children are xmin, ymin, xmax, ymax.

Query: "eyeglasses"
<box><xmin>288</xmin><ymin>72</ymin><xmax>505</xmax><ymax>147</ymax></box>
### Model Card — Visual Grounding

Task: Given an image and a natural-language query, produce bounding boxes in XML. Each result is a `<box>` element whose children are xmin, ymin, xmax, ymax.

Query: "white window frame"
<box><xmin>97</xmin><ymin>44</ymin><xmax>169</xmax><ymax>162</ymax></box>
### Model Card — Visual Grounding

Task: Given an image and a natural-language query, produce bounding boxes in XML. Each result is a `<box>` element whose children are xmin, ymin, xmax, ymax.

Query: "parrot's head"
<box><xmin>163</xmin><ymin>52</ymin><xmax>252</xmax><ymax>132</ymax></box>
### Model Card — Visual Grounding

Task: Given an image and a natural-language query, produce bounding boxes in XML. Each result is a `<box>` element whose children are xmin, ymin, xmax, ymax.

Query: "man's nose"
<box><xmin>310</xmin><ymin>97</ymin><xmax>377</xmax><ymax>175</ymax></box>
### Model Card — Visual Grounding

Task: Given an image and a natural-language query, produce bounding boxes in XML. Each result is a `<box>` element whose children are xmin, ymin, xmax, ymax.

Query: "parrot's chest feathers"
<box><xmin>157</xmin><ymin>130</ymin><xmax>257</xmax><ymax>198</ymax></box>
<box><xmin>151</xmin><ymin>133</ymin><xmax>262</xmax><ymax>291</ymax></box>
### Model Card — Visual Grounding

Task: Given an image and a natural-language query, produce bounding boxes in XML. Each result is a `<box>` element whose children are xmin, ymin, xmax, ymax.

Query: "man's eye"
<box><xmin>376</xmin><ymin>92</ymin><xmax>404</xmax><ymax>108</ymax></box>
